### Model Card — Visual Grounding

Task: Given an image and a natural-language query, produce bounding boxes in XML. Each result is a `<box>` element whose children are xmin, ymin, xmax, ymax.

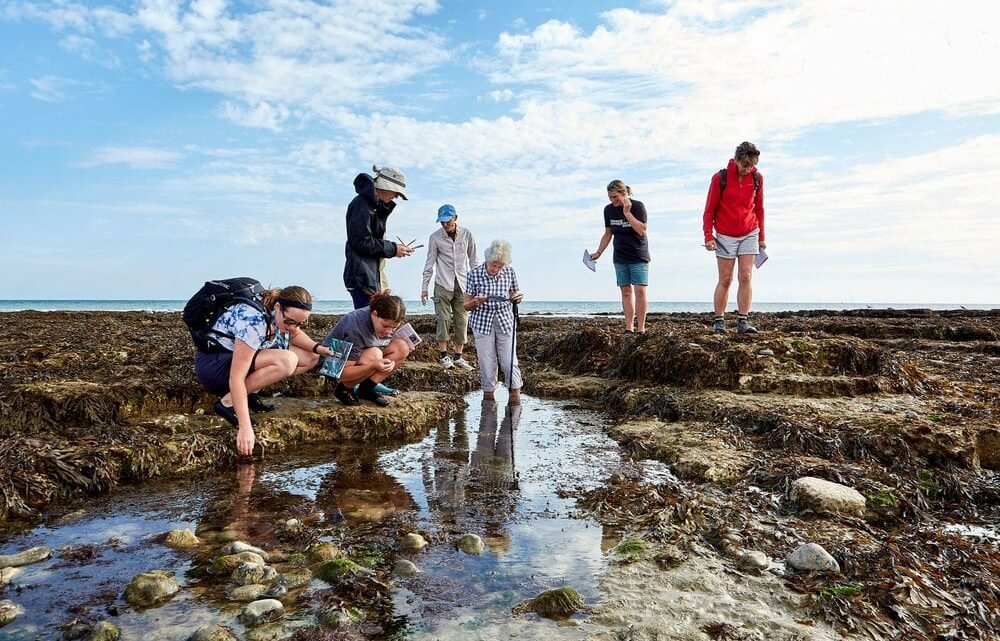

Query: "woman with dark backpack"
<box><xmin>194</xmin><ymin>285</ymin><xmax>334</xmax><ymax>455</ymax></box>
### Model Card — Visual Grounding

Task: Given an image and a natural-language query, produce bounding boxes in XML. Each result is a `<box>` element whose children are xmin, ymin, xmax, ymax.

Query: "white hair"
<box><xmin>485</xmin><ymin>239</ymin><xmax>512</xmax><ymax>265</ymax></box>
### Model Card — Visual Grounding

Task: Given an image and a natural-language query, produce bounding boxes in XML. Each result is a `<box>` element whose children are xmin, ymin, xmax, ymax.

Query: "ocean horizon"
<box><xmin>1</xmin><ymin>300</ymin><xmax>996</xmax><ymax>315</ymax></box>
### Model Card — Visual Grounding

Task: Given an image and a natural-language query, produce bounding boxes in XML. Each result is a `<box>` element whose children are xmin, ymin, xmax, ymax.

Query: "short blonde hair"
<box><xmin>607</xmin><ymin>179</ymin><xmax>632</xmax><ymax>196</ymax></box>
<box><xmin>485</xmin><ymin>239</ymin><xmax>512</xmax><ymax>265</ymax></box>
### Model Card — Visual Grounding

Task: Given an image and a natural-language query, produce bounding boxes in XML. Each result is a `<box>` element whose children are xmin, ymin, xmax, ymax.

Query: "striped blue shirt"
<box><xmin>465</xmin><ymin>263</ymin><xmax>519</xmax><ymax>334</ymax></box>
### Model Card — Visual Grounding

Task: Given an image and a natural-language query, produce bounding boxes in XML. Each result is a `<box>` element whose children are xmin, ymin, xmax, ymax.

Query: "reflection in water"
<box><xmin>315</xmin><ymin>452</ymin><xmax>417</xmax><ymax>523</ymax></box>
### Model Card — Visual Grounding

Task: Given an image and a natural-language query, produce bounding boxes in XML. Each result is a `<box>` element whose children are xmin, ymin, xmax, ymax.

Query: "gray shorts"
<box><xmin>715</xmin><ymin>230</ymin><xmax>759</xmax><ymax>259</ymax></box>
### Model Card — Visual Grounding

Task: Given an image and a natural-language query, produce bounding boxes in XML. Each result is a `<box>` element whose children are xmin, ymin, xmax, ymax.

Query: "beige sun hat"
<box><xmin>372</xmin><ymin>165</ymin><xmax>408</xmax><ymax>200</ymax></box>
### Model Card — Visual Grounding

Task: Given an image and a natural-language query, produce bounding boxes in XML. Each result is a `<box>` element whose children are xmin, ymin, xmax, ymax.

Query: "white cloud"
<box><xmin>78</xmin><ymin>146</ymin><xmax>184</xmax><ymax>169</ymax></box>
<box><xmin>218</xmin><ymin>100</ymin><xmax>292</xmax><ymax>132</ymax></box>
<box><xmin>29</xmin><ymin>75</ymin><xmax>74</xmax><ymax>102</ymax></box>
<box><xmin>487</xmin><ymin>88</ymin><xmax>513</xmax><ymax>102</ymax></box>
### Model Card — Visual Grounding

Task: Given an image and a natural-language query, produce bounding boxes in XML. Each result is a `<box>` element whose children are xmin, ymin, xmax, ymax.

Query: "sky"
<box><xmin>1</xmin><ymin>0</ymin><xmax>999</xmax><ymax>304</ymax></box>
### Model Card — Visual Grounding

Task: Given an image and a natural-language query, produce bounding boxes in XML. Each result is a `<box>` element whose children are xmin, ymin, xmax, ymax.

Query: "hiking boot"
<box><xmin>213</xmin><ymin>400</ymin><xmax>239</xmax><ymax>427</ymax></box>
<box><xmin>333</xmin><ymin>383</ymin><xmax>361</xmax><ymax>406</ymax></box>
<box><xmin>737</xmin><ymin>318</ymin><xmax>758</xmax><ymax>334</ymax></box>
<box><xmin>248</xmin><ymin>393</ymin><xmax>275</xmax><ymax>413</ymax></box>
<box><xmin>453</xmin><ymin>357</ymin><xmax>474</xmax><ymax>371</ymax></box>
<box><xmin>357</xmin><ymin>379</ymin><xmax>390</xmax><ymax>407</ymax></box>
<box><xmin>440</xmin><ymin>355</ymin><xmax>454</xmax><ymax>369</ymax></box>
<box><xmin>712</xmin><ymin>318</ymin><xmax>727</xmax><ymax>334</ymax></box>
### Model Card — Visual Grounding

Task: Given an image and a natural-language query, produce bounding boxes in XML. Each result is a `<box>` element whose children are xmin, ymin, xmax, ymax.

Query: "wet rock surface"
<box><xmin>0</xmin><ymin>546</ymin><xmax>52</xmax><ymax>567</ymax></box>
<box><xmin>123</xmin><ymin>570</ymin><xmax>180</xmax><ymax>607</ymax></box>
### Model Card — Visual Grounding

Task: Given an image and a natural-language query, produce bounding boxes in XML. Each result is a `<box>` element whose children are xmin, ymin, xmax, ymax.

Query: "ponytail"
<box><xmin>369</xmin><ymin>290</ymin><xmax>406</xmax><ymax>322</ymax></box>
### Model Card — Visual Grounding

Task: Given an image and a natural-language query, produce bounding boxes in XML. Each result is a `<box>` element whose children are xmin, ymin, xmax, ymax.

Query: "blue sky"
<box><xmin>1</xmin><ymin>0</ymin><xmax>999</xmax><ymax>303</ymax></box>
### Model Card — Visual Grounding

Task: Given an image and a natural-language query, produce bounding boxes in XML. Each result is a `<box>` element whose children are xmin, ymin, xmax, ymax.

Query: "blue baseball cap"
<box><xmin>436</xmin><ymin>204</ymin><xmax>457</xmax><ymax>223</ymax></box>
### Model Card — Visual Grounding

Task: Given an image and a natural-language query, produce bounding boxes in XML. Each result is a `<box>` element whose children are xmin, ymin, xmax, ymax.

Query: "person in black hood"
<box><xmin>343</xmin><ymin>165</ymin><xmax>413</xmax><ymax>309</ymax></box>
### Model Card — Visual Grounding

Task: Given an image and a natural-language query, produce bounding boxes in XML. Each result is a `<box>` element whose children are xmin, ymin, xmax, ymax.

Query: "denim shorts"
<box><xmin>194</xmin><ymin>349</ymin><xmax>264</xmax><ymax>396</ymax></box>
<box><xmin>614</xmin><ymin>262</ymin><xmax>649</xmax><ymax>287</ymax></box>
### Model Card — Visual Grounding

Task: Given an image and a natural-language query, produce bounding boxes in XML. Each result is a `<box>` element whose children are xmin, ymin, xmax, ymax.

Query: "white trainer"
<box><xmin>453</xmin><ymin>357</ymin><xmax>474</xmax><ymax>370</ymax></box>
<box><xmin>440</xmin><ymin>355</ymin><xmax>454</xmax><ymax>369</ymax></box>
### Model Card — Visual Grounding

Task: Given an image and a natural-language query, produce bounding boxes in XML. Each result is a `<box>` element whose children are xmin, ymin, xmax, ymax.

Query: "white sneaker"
<box><xmin>440</xmin><ymin>355</ymin><xmax>454</xmax><ymax>369</ymax></box>
<box><xmin>453</xmin><ymin>357</ymin><xmax>474</xmax><ymax>370</ymax></box>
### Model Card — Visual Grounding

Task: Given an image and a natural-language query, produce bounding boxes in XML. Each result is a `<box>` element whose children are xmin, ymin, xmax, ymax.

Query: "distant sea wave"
<box><xmin>1</xmin><ymin>300</ymin><xmax>996</xmax><ymax>315</ymax></box>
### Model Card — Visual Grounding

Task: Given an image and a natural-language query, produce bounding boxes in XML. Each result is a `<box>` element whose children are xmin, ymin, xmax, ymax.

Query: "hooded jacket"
<box><xmin>702</xmin><ymin>158</ymin><xmax>765</xmax><ymax>243</ymax></box>
<box><xmin>343</xmin><ymin>172</ymin><xmax>399</xmax><ymax>293</ymax></box>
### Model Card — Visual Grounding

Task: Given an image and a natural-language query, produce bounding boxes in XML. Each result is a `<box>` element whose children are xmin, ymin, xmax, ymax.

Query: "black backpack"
<box><xmin>718</xmin><ymin>168</ymin><xmax>760</xmax><ymax>197</ymax></box>
<box><xmin>182</xmin><ymin>277</ymin><xmax>269</xmax><ymax>353</ymax></box>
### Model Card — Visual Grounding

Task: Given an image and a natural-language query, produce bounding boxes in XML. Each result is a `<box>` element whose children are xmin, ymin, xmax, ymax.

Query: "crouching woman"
<box><xmin>464</xmin><ymin>239</ymin><xmax>524</xmax><ymax>403</ymax></box>
<box><xmin>195</xmin><ymin>285</ymin><xmax>331</xmax><ymax>456</ymax></box>
<box><xmin>324</xmin><ymin>292</ymin><xmax>411</xmax><ymax>407</ymax></box>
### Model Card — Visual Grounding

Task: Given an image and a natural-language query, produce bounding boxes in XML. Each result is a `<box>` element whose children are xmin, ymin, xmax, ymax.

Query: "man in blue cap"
<box><xmin>421</xmin><ymin>204</ymin><xmax>478</xmax><ymax>369</ymax></box>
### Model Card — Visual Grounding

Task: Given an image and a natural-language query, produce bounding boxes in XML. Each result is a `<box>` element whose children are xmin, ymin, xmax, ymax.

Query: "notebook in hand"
<box><xmin>318</xmin><ymin>336</ymin><xmax>353</xmax><ymax>380</ymax></box>
<box><xmin>393</xmin><ymin>323</ymin><xmax>422</xmax><ymax>350</ymax></box>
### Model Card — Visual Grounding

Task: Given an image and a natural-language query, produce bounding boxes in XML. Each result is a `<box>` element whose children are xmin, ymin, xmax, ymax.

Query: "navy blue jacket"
<box><xmin>343</xmin><ymin>173</ymin><xmax>398</xmax><ymax>293</ymax></box>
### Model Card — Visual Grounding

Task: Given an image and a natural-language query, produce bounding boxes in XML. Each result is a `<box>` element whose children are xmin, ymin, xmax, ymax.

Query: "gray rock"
<box><xmin>455</xmin><ymin>534</ymin><xmax>485</xmax><ymax>555</ymax></box>
<box><xmin>241</xmin><ymin>599</ymin><xmax>285</xmax><ymax>627</ymax></box>
<box><xmin>0</xmin><ymin>599</ymin><xmax>23</xmax><ymax>627</ymax></box>
<box><xmin>188</xmin><ymin>624</ymin><xmax>238</xmax><ymax>641</ymax></box>
<box><xmin>789</xmin><ymin>476</ymin><xmax>867</xmax><ymax>517</ymax></box>
<box><xmin>0</xmin><ymin>567</ymin><xmax>21</xmax><ymax>586</ymax></box>
<box><xmin>307</xmin><ymin>542</ymin><xmax>339</xmax><ymax>562</ymax></box>
<box><xmin>399</xmin><ymin>533</ymin><xmax>427</xmax><ymax>551</ymax></box>
<box><xmin>245</xmin><ymin>621</ymin><xmax>289</xmax><ymax>641</ymax></box>
<box><xmin>757</xmin><ymin>349</ymin><xmax>775</xmax><ymax>357</ymax></box>
<box><xmin>392</xmin><ymin>560</ymin><xmax>420</xmax><ymax>577</ymax></box>
<box><xmin>226</xmin><ymin>584</ymin><xmax>268</xmax><ymax>602</ymax></box>
<box><xmin>164</xmin><ymin>529</ymin><xmax>201</xmax><ymax>549</ymax></box>
<box><xmin>231</xmin><ymin>562</ymin><xmax>268</xmax><ymax>586</ymax></box>
<box><xmin>262</xmin><ymin>584</ymin><xmax>288</xmax><ymax>599</ymax></box>
<box><xmin>123</xmin><ymin>570</ymin><xmax>181</xmax><ymax>607</ymax></box>
<box><xmin>737</xmin><ymin>550</ymin><xmax>770</xmax><ymax>572</ymax></box>
<box><xmin>210</xmin><ymin>551</ymin><xmax>266</xmax><ymax>575</ymax></box>
<box><xmin>85</xmin><ymin>620</ymin><xmax>121</xmax><ymax>641</ymax></box>
<box><xmin>228</xmin><ymin>541</ymin><xmax>270</xmax><ymax>560</ymax></box>
<box><xmin>0</xmin><ymin>546</ymin><xmax>52</xmax><ymax>568</ymax></box>
<box><xmin>283</xmin><ymin>518</ymin><xmax>302</xmax><ymax>534</ymax></box>
<box><xmin>787</xmin><ymin>543</ymin><xmax>840</xmax><ymax>573</ymax></box>
<box><xmin>319</xmin><ymin>606</ymin><xmax>365</xmax><ymax>628</ymax></box>
<box><xmin>276</xmin><ymin>569</ymin><xmax>312</xmax><ymax>589</ymax></box>
<box><xmin>904</xmin><ymin>410</ymin><xmax>920</xmax><ymax>420</ymax></box>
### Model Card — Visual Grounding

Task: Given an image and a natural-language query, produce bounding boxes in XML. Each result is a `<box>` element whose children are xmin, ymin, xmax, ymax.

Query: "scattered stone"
<box><xmin>240</xmin><ymin>599</ymin><xmax>285</xmax><ymax>627</ymax></box>
<box><xmin>229</xmin><ymin>541</ymin><xmax>270</xmax><ymax>560</ymax></box>
<box><xmin>188</xmin><ymin>624</ymin><xmax>238</xmax><ymax>641</ymax></box>
<box><xmin>307</xmin><ymin>542</ymin><xmax>340</xmax><ymax>562</ymax></box>
<box><xmin>164</xmin><ymin>529</ymin><xmax>201</xmax><ymax>549</ymax></box>
<box><xmin>737</xmin><ymin>550</ymin><xmax>770</xmax><ymax>573</ymax></box>
<box><xmin>283</xmin><ymin>519</ymin><xmax>302</xmax><ymax>534</ymax></box>
<box><xmin>245</xmin><ymin>621</ymin><xmax>289</xmax><ymax>641</ymax></box>
<box><xmin>317</xmin><ymin>559</ymin><xmax>368</xmax><ymax>584</ymax></box>
<box><xmin>123</xmin><ymin>570</ymin><xmax>181</xmax><ymax>607</ymax></box>
<box><xmin>276</xmin><ymin>569</ymin><xmax>312</xmax><ymax>590</ymax></box>
<box><xmin>0</xmin><ymin>546</ymin><xmax>52</xmax><ymax>568</ymax></box>
<box><xmin>904</xmin><ymin>410</ymin><xmax>920</xmax><ymax>420</ymax></box>
<box><xmin>210</xmin><ymin>551</ymin><xmax>266</xmax><ymax>575</ymax></box>
<box><xmin>231</xmin><ymin>562</ymin><xmax>269</xmax><ymax>586</ymax></box>
<box><xmin>516</xmin><ymin>587</ymin><xmax>584</xmax><ymax>619</ymax></box>
<box><xmin>262</xmin><ymin>583</ymin><xmax>287</xmax><ymax>599</ymax></box>
<box><xmin>392</xmin><ymin>560</ymin><xmax>420</xmax><ymax>577</ymax></box>
<box><xmin>399</xmin><ymin>533</ymin><xmax>427</xmax><ymax>551</ymax></box>
<box><xmin>787</xmin><ymin>543</ymin><xmax>840</xmax><ymax>573</ymax></box>
<box><xmin>789</xmin><ymin>476</ymin><xmax>867</xmax><ymax>517</ymax></box>
<box><xmin>227</xmin><ymin>583</ymin><xmax>268</xmax><ymax>602</ymax></box>
<box><xmin>455</xmin><ymin>533</ymin><xmax>485</xmax><ymax>555</ymax></box>
<box><xmin>0</xmin><ymin>600</ymin><xmax>23</xmax><ymax>627</ymax></box>
<box><xmin>0</xmin><ymin>567</ymin><xmax>21</xmax><ymax>586</ymax></box>
<box><xmin>758</xmin><ymin>348</ymin><xmax>775</xmax><ymax>357</ymax></box>
<box><xmin>319</xmin><ymin>606</ymin><xmax>365</xmax><ymax>628</ymax></box>
<box><xmin>85</xmin><ymin>620</ymin><xmax>121</xmax><ymax>641</ymax></box>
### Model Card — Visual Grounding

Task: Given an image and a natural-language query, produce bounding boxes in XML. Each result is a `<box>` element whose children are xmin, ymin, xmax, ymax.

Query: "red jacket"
<box><xmin>703</xmin><ymin>158</ymin><xmax>765</xmax><ymax>243</ymax></box>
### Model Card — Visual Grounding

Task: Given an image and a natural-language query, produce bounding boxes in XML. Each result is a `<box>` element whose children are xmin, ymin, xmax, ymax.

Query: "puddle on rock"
<box><xmin>0</xmin><ymin>392</ymin><xmax>670</xmax><ymax>640</ymax></box>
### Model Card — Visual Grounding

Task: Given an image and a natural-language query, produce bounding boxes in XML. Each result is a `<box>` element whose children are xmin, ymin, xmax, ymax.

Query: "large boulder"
<box><xmin>0</xmin><ymin>546</ymin><xmax>52</xmax><ymax>568</ymax></box>
<box><xmin>123</xmin><ymin>570</ymin><xmax>181</xmax><ymax>607</ymax></box>
<box><xmin>789</xmin><ymin>476</ymin><xmax>866</xmax><ymax>517</ymax></box>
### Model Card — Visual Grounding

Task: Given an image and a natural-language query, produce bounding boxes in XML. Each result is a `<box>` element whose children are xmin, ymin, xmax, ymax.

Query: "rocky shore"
<box><xmin>2</xmin><ymin>308</ymin><xmax>999</xmax><ymax>640</ymax></box>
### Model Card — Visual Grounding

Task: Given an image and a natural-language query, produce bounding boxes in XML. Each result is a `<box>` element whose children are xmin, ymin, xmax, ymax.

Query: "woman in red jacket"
<box><xmin>703</xmin><ymin>142</ymin><xmax>766</xmax><ymax>334</ymax></box>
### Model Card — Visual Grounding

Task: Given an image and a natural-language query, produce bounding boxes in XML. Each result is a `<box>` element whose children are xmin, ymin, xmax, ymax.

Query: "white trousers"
<box><xmin>472</xmin><ymin>325</ymin><xmax>522</xmax><ymax>392</ymax></box>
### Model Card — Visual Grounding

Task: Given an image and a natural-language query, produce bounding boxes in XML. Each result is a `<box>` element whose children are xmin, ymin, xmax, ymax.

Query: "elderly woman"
<box><xmin>464</xmin><ymin>240</ymin><xmax>524</xmax><ymax>403</ymax></box>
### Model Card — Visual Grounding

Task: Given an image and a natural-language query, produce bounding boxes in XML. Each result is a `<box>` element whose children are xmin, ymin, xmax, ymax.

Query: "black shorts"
<box><xmin>194</xmin><ymin>349</ymin><xmax>265</xmax><ymax>396</ymax></box>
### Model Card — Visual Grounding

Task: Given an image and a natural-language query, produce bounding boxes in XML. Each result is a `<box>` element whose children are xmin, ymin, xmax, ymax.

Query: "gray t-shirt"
<box><xmin>324</xmin><ymin>306</ymin><xmax>389</xmax><ymax>361</ymax></box>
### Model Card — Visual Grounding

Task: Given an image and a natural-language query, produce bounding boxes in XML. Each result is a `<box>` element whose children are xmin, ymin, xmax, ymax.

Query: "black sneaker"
<box><xmin>712</xmin><ymin>318</ymin><xmax>727</xmax><ymax>334</ymax></box>
<box><xmin>248</xmin><ymin>393</ymin><xmax>275</xmax><ymax>413</ymax></box>
<box><xmin>333</xmin><ymin>383</ymin><xmax>361</xmax><ymax>407</ymax></box>
<box><xmin>737</xmin><ymin>318</ymin><xmax>758</xmax><ymax>334</ymax></box>
<box><xmin>213</xmin><ymin>399</ymin><xmax>239</xmax><ymax>427</ymax></box>
<box><xmin>357</xmin><ymin>379</ymin><xmax>390</xmax><ymax>407</ymax></box>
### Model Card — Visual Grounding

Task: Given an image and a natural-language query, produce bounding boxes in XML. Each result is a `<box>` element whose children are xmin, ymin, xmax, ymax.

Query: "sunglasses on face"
<box><xmin>279</xmin><ymin>306</ymin><xmax>308</xmax><ymax>328</ymax></box>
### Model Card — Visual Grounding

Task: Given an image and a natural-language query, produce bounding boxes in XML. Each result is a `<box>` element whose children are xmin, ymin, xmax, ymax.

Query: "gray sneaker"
<box><xmin>440</xmin><ymin>355</ymin><xmax>454</xmax><ymax>369</ymax></box>
<box><xmin>712</xmin><ymin>318</ymin><xmax>727</xmax><ymax>334</ymax></box>
<box><xmin>737</xmin><ymin>318</ymin><xmax>758</xmax><ymax>334</ymax></box>
<box><xmin>453</xmin><ymin>357</ymin><xmax>474</xmax><ymax>371</ymax></box>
